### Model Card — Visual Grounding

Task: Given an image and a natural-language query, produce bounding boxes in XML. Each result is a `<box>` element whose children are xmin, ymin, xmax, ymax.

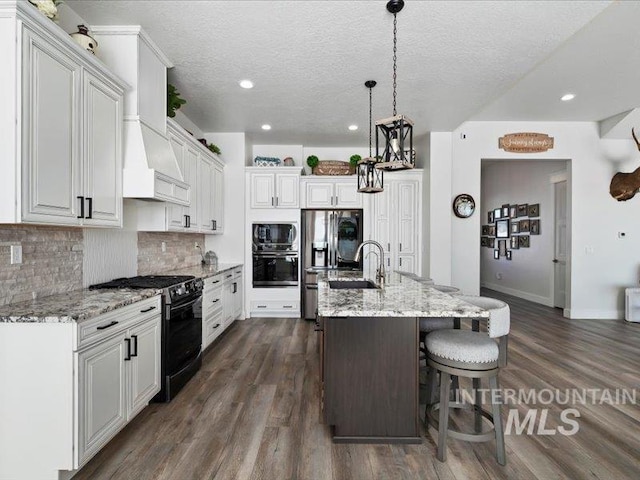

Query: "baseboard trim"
<box><xmin>481</xmin><ymin>282</ymin><xmax>553</xmax><ymax>307</ymax></box>
<box><xmin>565</xmin><ymin>308</ymin><xmax>624</xmax><ymax>320</ymax></box>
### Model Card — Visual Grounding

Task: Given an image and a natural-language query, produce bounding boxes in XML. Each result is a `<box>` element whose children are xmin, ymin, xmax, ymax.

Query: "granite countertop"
<box><xmin>0</xmin><ymin>263</ymin><xmax>244</xmax><ymax>324</ymax></box>
<box><xmin>0</xmin><ymin>288</ymin><xmax>160</xmax><ymax>324</ymax></box>
<box><xmin>158</xmin><ymin>262</ymin><xmax>243</xmax><ymax>279</ymax></box>
<box><xmin>317</xmin><ymin>270</ymin><xmax>490</xmax><ymax>318</ymax></box>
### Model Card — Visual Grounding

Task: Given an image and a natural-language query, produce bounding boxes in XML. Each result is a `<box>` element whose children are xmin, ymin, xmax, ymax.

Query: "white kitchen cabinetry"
<box><xmin>0</xmin><ymin>4</ymin><xmax>125</xmax><ymax>226</ymax></box>
<box><xmin>136</xmin><ymin>119</ymin><xmax>224</xmax><ymax>234</ymax></box>
<box><xmin>301</xmin><ymin>177</ymin><xmax>362</xmax><ymax>208</ymax></box>
<box><xmin>202</xmin><ymin>274</ymin><xmax>224</xmax><ymax>349</ymax></box>
<box><xmin>233</xmin><ymin>267</ymin><xmax>244</xmax><ymax>319</ymax></box>
<box><xmin>372</xmin><ymin>171</ymin><xmax>422</xmax><ymax>274</ymax></box>
<box><xmin>0</xmin><ymin>295</ymin><xmax>161</xmax><ymax>479</ymax></box>
<box><xmin>247</xmin><ymin>167</ymin><xmax>302</xmax><ymax>209</ymax></box>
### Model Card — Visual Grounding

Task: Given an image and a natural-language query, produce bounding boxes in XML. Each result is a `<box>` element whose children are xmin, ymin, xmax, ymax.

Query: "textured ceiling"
<box><xmin>66</xmin><ymin>0</ymin><xmax>617</xmax><ymax>146</ymax></box>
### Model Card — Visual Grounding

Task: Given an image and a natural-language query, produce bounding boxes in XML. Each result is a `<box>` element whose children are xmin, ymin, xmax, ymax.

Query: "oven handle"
<box><xmin>169</xmin><ymin>296</ymin><xmax>201</xmax><ymax>315</ymax></box>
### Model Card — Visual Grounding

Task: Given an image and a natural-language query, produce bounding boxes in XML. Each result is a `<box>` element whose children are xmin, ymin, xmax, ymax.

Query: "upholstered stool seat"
<box><xmin>426</xmin><ymin>330</ymin><xmax>499</xmax><ymax>364</ymax></box>
<box><xmin>430</xmin><ymin>284</ymin><xmax>460</xmax><ymax>294</ymax></box>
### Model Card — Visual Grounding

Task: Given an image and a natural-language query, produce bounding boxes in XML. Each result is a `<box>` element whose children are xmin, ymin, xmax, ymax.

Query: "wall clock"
<box><xmin>453</xmin><ymin>194</ymin><xmax>476</xmax><ymax>218</ymax></box>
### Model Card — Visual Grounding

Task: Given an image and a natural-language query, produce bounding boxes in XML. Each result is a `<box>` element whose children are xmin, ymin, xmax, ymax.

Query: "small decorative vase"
<box><xmin>29</xmin><ymin>0</ymin><xmax>59</xmax><ymax>21</ymax></box>
<box><xmin>70</xmin><ymin>25</ymin><xmax>98</xmax><ymax>55</ymax></box>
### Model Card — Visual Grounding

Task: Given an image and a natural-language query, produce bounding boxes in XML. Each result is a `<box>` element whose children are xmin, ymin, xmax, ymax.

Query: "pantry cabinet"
<box><xmin>0</xmin><ymin>4</ymin><xmax>125</xmax><ymax>226</ymax></box>
<box><xmin>372</xmin><ymin>171</ymin><xmax>422</xmax><ymax>275</ymax></box>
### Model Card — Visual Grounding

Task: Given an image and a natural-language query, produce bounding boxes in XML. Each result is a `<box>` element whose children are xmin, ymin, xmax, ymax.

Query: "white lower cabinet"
<box><xmin>0</xmin><ymin>295</ymin><xmax>161</xmax><ymax>480</ymax></box>
<box><xmin>202</xmin><ymin>267</ymin><xmax>243</xmax><ymax>350</ymax></box>
<box><xmin>76</xmin><ymin>297</ymin><xmax>161</xmax><ymax>466</ymax></box>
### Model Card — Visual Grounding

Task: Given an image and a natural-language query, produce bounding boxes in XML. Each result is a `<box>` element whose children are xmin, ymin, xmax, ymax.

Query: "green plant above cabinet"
<box><xmin>167</xmin><ymin>83</ymin><xmax>186</xmax><ymax>118</ymax></box>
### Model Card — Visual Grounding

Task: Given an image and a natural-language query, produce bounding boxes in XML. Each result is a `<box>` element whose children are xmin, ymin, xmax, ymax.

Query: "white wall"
<box><xmin>172</xmin><ymin>110</ymin><xmax>204</xmax><ymax>138</ymax></box>
<box><xmin>204</xmin><ymin>132</ymin><xmax>246</xmax><ymax>264</ymax></box>
<box><xmin>428</xmin><ymin>133</ymin><xmax>453</xmax><ymax>285</ymax></box>
<box><xmin>252</xmin><ymin>145</ymin><xmax>304</xmax><ymax>167</ymax></box>
<box><xmin>444</xmin><ymin>121</ymin><xmax>640</xmax><ymax>319</ymax></box>
<box><xmin>480</xmin><ymin>160</ymin><xmax>566</xmax><ymax>306</ymax></box>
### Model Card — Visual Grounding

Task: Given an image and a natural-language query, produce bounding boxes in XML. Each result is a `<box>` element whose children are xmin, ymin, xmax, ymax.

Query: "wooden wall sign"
<box><xmin>498</xmin><ymin>133</ymin><xmax>554</xmax><ymax>153</ymax></box>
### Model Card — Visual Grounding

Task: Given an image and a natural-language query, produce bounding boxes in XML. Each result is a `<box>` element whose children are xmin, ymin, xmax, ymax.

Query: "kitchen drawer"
<box><xmin>76</xmin><ymin>296</ymin><xmax>161</xmax><ymax>351</ymax></box>
<box><xmin>232</xmin><ymin>267</ymin><xmax>243</xmax><ymax>279</ymax></box>
<box><xmin>250</xmin><ymin>300</ymin><xmax>299</xmax><ymax>317</ymax></box>
<box><xmin>204</xmin><ymin>316</ymin><xmax>224</xmax><ymax>346</ymax></box>
<box><xmin>203</xmin><ymin>274</ymin><xmax>223</xmax><ymax>290</ymax></box>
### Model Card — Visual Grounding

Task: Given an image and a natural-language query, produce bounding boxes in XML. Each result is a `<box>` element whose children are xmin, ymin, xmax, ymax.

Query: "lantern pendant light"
<box><xmin>357</xmin><ymin>80</ymin><xmax>384</xmax><ymax>193</ymax></box>
<box><xmin>375</xmin><ymin>0</ymin><xmax>414</xmax><ymax>171</ymax></box>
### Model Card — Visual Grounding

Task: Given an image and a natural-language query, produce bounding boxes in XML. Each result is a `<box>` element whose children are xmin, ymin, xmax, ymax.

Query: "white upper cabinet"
<box><xmin>302</xmin><ymin>177</ymin><xmax>362</xmax><ymax>208</ymax></box>
<box><xmin>0</xmin><ymin>6</ymin><xmax>126</xmax><ymax>226</ymax></box>
<box><xmin>371</xmin><ymin>171</ymin><xmax>422</xmax><ymax>275</ymax></box>
<box><xmin>161</xmin><ymin>118</ymin><xmax>224</xmax><ymax>234</ymax></box>
<box><xmin>247</xmin><ymin>167</ymin><xmax>302</xmax><ymax>209</ymax></box>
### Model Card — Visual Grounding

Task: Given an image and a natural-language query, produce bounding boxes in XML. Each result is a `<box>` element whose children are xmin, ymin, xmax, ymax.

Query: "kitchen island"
<box><xmin>317</xmin><ymin>270</ymin><xmax>488</xmax><ymax>444</ymax></box>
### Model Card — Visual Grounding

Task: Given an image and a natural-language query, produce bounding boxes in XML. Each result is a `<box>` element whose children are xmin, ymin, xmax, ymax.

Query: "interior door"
<box><xmin>553</xmin><ymin>180</ymin><xmax>568</xmax><ymax>308</ymax></box>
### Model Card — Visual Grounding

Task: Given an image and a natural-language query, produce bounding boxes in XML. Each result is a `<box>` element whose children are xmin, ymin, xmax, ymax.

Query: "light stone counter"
<box><xmin>0</xmin><ymin>288</ymin><xmax>160</xmax><ymax>324</ymax></box>
<box><xmin>317</xmin><ymin>270</ymin><xmax>489</xmax><ymax>318</ymax></box>
<box><xmin>157</xmin><ymin>263</ymin><xmax>243</xmax><ymax>279</ymax></box>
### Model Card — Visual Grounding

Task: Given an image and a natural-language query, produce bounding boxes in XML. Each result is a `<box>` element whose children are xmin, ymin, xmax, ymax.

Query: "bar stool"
<box><xmin>424</xmin><ymin>298</ymin><xmax>510</xmax><ymax>465</ymax></box>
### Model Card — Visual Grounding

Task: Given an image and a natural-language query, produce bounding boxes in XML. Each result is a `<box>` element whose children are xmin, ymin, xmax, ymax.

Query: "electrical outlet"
<box><xmin>496</xmin><ymin>272</ymin><xmax>503</xmax><ymax>280</ymax></box>
<box><xmin>195</xmin><ymin>242</ymin><xmax>200</xmax><ymax>249</ymax></box>
<box><xmin>10</xmin><ymin>245</ymin><xmax>22</xmax><ymax>265</ymax></box>
<box><xmin>161</xmin><ymin>241</ymin><xmax>166</xmax><ymax>253</ymax></box>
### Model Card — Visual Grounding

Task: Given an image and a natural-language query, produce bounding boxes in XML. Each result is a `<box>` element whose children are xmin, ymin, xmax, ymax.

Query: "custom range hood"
<box><xmin>90</xmin><ymin>26</ymin><xmax>189</xmax><ymax>205</ymax></box>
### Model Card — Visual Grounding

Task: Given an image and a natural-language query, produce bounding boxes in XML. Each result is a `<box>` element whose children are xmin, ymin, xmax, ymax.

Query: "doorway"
<box><xmin>551</xmin><ymin>173</ymin><xmax>568</xmax><ymax>309</ymax></box>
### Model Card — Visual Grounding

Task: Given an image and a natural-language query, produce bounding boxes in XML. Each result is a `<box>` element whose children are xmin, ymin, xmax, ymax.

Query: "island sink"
<box><xmin>328</xmin><ymin>280</ymin><xmax>379</xmax><ymax>289</ymax></box>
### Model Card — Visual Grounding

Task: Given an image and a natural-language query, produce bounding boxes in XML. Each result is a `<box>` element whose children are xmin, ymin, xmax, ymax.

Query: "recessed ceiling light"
<box><xmin>239</xmin><ymin>79</ymin><xmax>254</xmax><ymax>89</ymax></box>
<box><xmin>261</xmin><ymin>124</ymin><xmax>271</xmax><ymax>130</ymax></box>
<box><xmin>561</xmin><ymin>93</ymin><xmax>575</xmax><ymax>102</ymax></box>
<box><xmin>348</xmin><ymin>125</ymin><xmax>358</xmax><ymax>131</ymax></box>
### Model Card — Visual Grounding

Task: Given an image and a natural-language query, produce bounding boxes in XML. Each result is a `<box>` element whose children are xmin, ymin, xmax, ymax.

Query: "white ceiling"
<box><xmin>65</xmin><ymin>0</ymin><xmax>639</xmax><ymax>146</ymax></box>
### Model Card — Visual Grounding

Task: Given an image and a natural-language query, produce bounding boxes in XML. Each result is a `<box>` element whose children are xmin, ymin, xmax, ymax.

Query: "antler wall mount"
<box><xmin>609</xmin><ymin>128</ymin><xmax>640</xmax><ymax>201</ymax></box>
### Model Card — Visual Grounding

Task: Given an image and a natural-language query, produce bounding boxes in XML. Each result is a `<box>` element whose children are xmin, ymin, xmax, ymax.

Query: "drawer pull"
<box><xmin>96</xmin><ymin>320</ymin><xmax>118</xmax><ymax>330</ymax></box>
<box><xmin>235</xmin><ymin>270</ymin><xmax>241</xmax><ymax>274</ymax></box>
<box><xmin>212</xmin><ymin>280</ymin><xmax>220</xmax><ymax>284</ymax></box>
<box><xmin>213</xmin><ymin>323</ymin><xmax>221</xmax><ymax>329</ymax></box>
<box><xmin>257</xmin><ymin>305</ymin><xmax>267</xmax><ymax>308</ymax></box>
<box><xmin>140</xmin><ymin>306</ymin><xmax>156</xmax><ymax>313</ymax></box>
<box><xmin>124</xmin><ymin>338</ymin><xmax>131</xmax><ymax>361</ymax></box>
<box><xmin>283</xmin><ymin>305</ymin><xmax>293</xmax><ymax>309</ymax></box>
<box><xmin>226</xmin><ymin>274</ymin><xmax>232</xmax><ymax>278</ymax></box>
<box><xmin>212</xmin><ymin>299</ymin><xmax>220</xmax><ymax>303</ymax></box>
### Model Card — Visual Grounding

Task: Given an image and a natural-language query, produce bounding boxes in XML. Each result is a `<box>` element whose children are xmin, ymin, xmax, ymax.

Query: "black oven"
<box><xmin>253</xmin><ymin>253</ymin><xmax>299</xmax><ymax>287</ymax></box>
<box><xmin>161</xmin><ymin>291</ymin><xmax>203</xmax><ymax>401</ymax></box>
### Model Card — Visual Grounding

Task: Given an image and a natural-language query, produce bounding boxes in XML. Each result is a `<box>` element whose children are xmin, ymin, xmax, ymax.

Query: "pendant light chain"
<box><xmin>369</xmin><ymin>86</ymin><xmax>373</xmax><ymax>158</ymax></box>
<box><xmin>392</xmin><ymin>12</ymin><xmax>397</xmax><ymax>116</ymax></box>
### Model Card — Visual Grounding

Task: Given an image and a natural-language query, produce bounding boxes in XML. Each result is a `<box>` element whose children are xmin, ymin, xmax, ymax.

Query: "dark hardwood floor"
<box><xmin>75</xmin><ymin>290</ymin><xmax>640</xmax><ymax>480</ymax></box>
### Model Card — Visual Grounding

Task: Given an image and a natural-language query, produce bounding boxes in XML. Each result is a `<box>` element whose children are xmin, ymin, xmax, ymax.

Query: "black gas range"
<box><xmin>90</xmin><ymin>275</ymin><xmax>203</xmax><ymax>402</ymax></box>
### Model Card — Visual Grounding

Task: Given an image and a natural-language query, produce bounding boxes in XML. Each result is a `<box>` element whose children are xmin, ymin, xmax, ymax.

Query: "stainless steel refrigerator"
<box><xmin>301</xmin><ymin>209</ymin><xmax>363</xmax><ymax>319</ymax></box>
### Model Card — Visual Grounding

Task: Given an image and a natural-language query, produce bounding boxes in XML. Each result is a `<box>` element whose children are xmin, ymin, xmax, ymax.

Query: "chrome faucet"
<box><xmin>354</xmin><ymin>240</ymin><xmax>386</xmax><ymax>286</ymax></box>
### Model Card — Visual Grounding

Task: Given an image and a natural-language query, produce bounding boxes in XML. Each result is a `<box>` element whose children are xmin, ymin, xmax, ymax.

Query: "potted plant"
<box><xmin>167</xmin><ymin>84</ymin><xmax>186</xmax><ymax>118</ymax></box>
<box><xmin>208</xmin><ymin>144</ymin><xmax>221</xmax><ymax>155</ymax></box>
<box><xmin>306</xmin><ymin>155</ymin><xmax>319</xmax><ymax>174</ymax></box>
<box><xmin>349</xmin><ymin>154</ymin><xmax>362</xmax><ymax>174</ymax></box>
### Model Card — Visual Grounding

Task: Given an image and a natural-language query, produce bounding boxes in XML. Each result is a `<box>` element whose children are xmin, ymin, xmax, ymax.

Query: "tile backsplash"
<box><xmin>0</xmin><ymin>226</ymin><xmax>205</xmax><ymax>306</ymax></box>
<box><xmin>137</xmin><ymin>232</ymin><xmax>205</xmax><ymax>275</ymax></box>
<box><xmin>0</xmin><ymin>225</ymin><xmax>83</xmax><ymax>306</ymax></box>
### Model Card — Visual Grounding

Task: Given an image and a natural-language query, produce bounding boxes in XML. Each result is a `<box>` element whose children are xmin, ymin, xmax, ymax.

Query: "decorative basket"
<box><xmin>254</xmin><ymin>156</ymin><xmax>281</xmax><ymax>167</ymax></box>
<box><xmin>312</xmin><ymin>160</ymin><xmax>354</xmax><ymax>175</ymax></box>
